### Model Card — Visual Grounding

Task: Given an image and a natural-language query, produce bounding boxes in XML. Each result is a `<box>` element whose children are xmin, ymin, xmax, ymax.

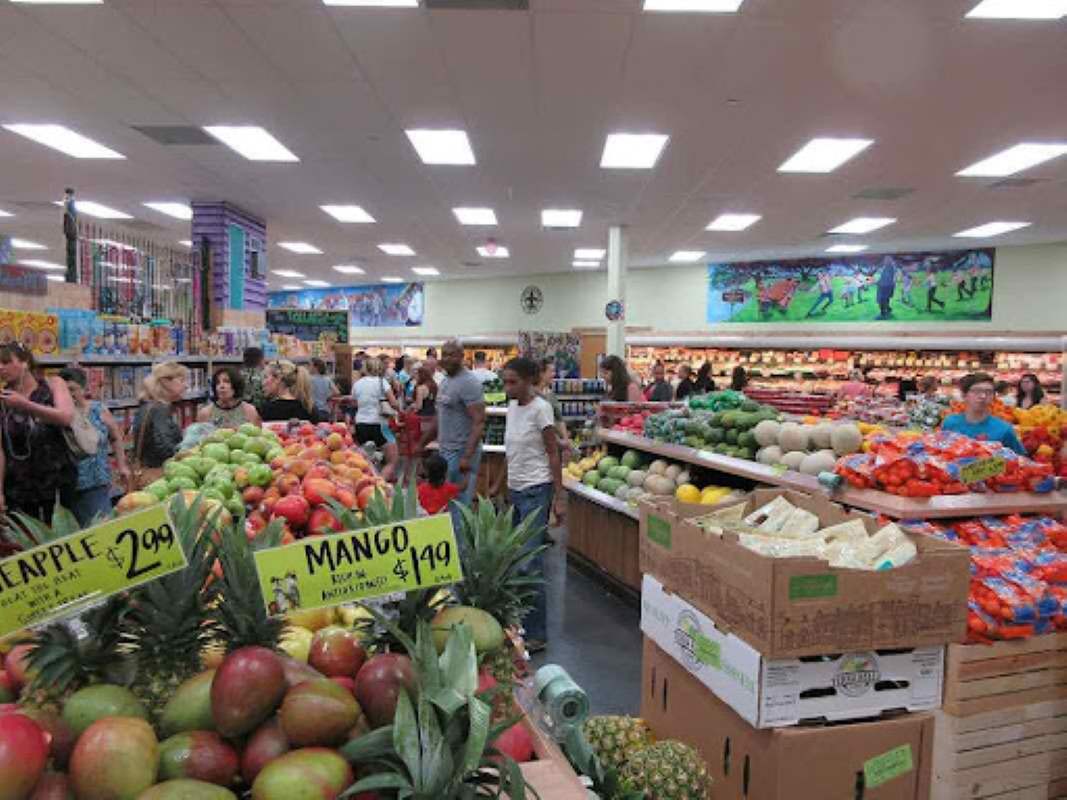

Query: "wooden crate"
<box><xmin>518</xmin><ymin>710</ymin><xmax>587</xmax><ymax>800</ymax></box>
<box><xmin>566</xmin><ymin>490</ymin><xmax>641</xmax><ymax>592</ymax></box>
<box><xmin>933</xmin><ymin>634</ymin><xmax>1067</xmax><ymax>799</ymax></box>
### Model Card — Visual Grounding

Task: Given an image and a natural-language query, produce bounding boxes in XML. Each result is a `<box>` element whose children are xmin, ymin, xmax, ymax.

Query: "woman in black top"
<box><xmin>131</xmin><ymin>361</ymin><xmax>189</xmax><ymax>468</ymax></box>
<box><xmin>260</xmin><ymin>360</ymin><xmax>318</xmax><ymax>422</ymax></box>
<box><xmin>674</xmin><ymin>364</ymin><xmax>697</xmax><ymax>401</ymax></box>
<box><xmin>731</xmin><ymin>366</ymin><xmax>748</xmax><ymax>392</ymax></box>
<box><xmin>693</xmin><ymin>362</ymin><xmax>716</xmax><ymax>394</ymax></box>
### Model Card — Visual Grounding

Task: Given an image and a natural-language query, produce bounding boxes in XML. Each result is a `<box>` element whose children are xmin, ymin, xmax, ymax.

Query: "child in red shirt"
<box><xmin>417</xmin><ymin>453</ymin><xmax>460</xmax><ymax>515</ymax></box>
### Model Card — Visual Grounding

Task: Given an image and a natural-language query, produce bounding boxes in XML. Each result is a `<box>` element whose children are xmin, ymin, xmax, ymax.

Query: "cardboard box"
<box><xmin>642</xmin><ymin>638</ymin><xmax>935</xmax><ymax>800</ymax></box>
<box><xmin>641</xmin><ymin>574</ymin><xmax>943</xmax><ymax>728</ymax></box>
<box><xmin>639</xmin><ymin>488</ymin><xmax>970</xmax><ymax>658</ymax></box>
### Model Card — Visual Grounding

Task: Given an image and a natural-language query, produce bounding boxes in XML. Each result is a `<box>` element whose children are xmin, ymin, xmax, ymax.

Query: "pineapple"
<box><xmin>619</xmin><ymin>740</ymin><xmax>712</xmax><ymax>800</ymax></box>
<box><xmin>583</xmin><ymin>715</ymin><xmax>656</xmax><ymax>772</ymax></box>
<box><xmin>122</xmin><ymin>494</ymin><xmax>220</xmax><ymax>719</ymax></box>
<box><xmin>213</xmin><ymin>516</ymin><xmax>286</xmax><ymax>653</ymax></box>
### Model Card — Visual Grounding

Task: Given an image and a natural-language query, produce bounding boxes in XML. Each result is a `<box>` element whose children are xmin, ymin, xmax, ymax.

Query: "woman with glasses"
<box><xmin>131</xmin><ymin>361</ymin><xmax>189</xmax><ymax>468</ymax></box>
<box><xmin>941</xmin><ymin>372</ymin><xmax>1026</xmax><ymax>454</ymax></box>
<box><xmin>0</xmin><ymin>343</ymin><xmax>76</xmax><ymax>522</ymax></box>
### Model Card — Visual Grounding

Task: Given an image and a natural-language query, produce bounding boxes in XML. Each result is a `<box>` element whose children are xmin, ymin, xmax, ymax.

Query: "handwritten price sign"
<box><xmin>253</xmin><ymin>513</ymin><xmax>464</xmax><ymax>615</ymax></box>
<box><xmin>0</xmin><ymin>505</ymin><xmax>187</xmax><ymax>638</ymax></box>
<box><xmin>959</xmin><ymin>456</ymin><xmax>1006</xmax><ymax>485</ymax></box>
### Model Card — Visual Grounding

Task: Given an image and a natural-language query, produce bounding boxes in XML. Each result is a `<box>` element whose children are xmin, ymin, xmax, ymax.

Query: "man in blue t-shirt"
<box><xmin>942</xmin><ymin>372</ymin><xmax>1026</xmax><ymax>455</ymax></box>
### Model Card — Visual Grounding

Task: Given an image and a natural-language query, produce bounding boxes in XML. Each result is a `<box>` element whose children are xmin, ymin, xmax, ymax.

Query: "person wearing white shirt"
<box><xmin>470</xmin><ymin>351</ymin><xmax>498</xmax><ymax>385</ymax></box>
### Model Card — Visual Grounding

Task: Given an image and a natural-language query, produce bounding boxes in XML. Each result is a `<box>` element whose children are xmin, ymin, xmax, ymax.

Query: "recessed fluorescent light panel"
<box><xmin>69</xmin><ymin>200</ymin><xmax>132</xmax><ymax>219</ymax></box>
<box><xmin>379</xmin><ymin>243</ymin><xmax>415</xmax><ymax>256</ymax></box>
<box><xmin>643</xmin><ymin>0</ymin><xmax>743</xmax><ymax>10</ymax></box>
<box><xmin>778</xmin><ymin>137</ymin><xmax>874</xmax><ymax>173</ymax></box>
<box><xmin>574</xmin><ymin>248</ymin><xmax>606</xmax><ymax>260</ymax></box>
<box><xmin>272</xmin><ymin>269</ymin><xmax>306</xmax><ymax>278</ymax></box>
<box><xmin>202</xmin><ymin>126</ymin><xmax>299</xmax><ymax>162</ymax></box>
<box><xmin>405</xmin><ymin>129</ymin><xmax>475</xmax><ymax>165</ymax></box>
<box><xmin>706</xmin><ymin>213</ymin><xmax>761</xmax><ymax>231</ymax></box>
<box><xmin>45</xmin><ymin>274</ymin><xmax>65</xmax><ymax>282</ymax></box>
<box><xmin>412</xmin><ymin>267</ymin><xmax>439</xmax><ymax>276</ymax></box>
<box><xmin>281</xmin><ymin>284</ymin><xmax>302</xmax><ymax>290</ymax></box>
<box><xmin>965</xmin><ymin>0</ymin><xmax>1067</xmax><ymax>19</ymax></box>
<box><xmin>453</xmin><ymin>207</ymin><xmax>497</xmax><ymax>226</ymax></box>
<box><xmin>179</xmin><ymin>240</ymin><xmax>193</xmax><ymax>248</ymax></box>
<box><xmin>323</xmin><ymin>0</ymin><xmax>418</xmax><ymax>6</ymax></box>
<box><xmin>828</xmin><ymin>217</ymin><xmax>896</xmax><ymax>235</ymax></box>
<box><xmin>20</xmin><ymin>259</ymin><xmax>65</xmax><ymax>270</ymax></box>
<box><xmin>278</xmin><ymin>242</ymin><xmax>322</xmax><ymax>255</ymax></box>
<box><xmin>11</xmin><ymin>239</ymin><xmax>47</xmax><ymax>250</ymax></box>
<box><xmin>541</xmin><ymin>209</ymin><xmax>582</xmax><ymax>228</ymax></box>
<box><xmin>0</xmin><ymin>208</ymin><xmax>12</xmax><ymax>218</ymax></box>
<box><xmin>381</xmin><ymin>276</ymin><xmax>404</xmax><ymax>283</ymax></box>
<box><xmin>143</xmin><ymin>202</ymin><xmax>192</xmax><ymax>220</ymax></box>
<box><xmin>573</xmin><ymin>261</ymin><xmax>601</xmax><ymax>270</ymax></box>
<box><xmin>826</xmin><ymin>244</ymin><xmax>868</xmax><ymax>254</ymax></box>
<box><xmin>957</xmin><ymin>143</ymin><xmax>1067</xmax><ymax>177</ymax></box>
<box><xmin>2</xmin><ymin>124</ymin><xmax>123</xmax><ymax>158</ymax></box>
<box><xmin>669</xmin><ymin>250</ymin><xmax>706</xmax><ymax>263</ymax></box>
<box><xmin>333</xmin><ymin>265</ymin><xmax>366</xmax><ymax>274</ymax></box>
<box><xmin>303</xmin><ymin>280</ymin><xmax>331</xmax><ymax>287</ymax></box>
<box><xmin>320</xmin><ymin>204</ymin><xmax>375</xmax><ymax>223</ymax></box>
<box><xmin>476</xmin><ymin>245</ymin><xmax>510</xmax><ymax>259</ymax></box>
<box><xmin>953</xmin><ymin>221</ymin><xmax>1031</xmax><ymax>238</ymax></box>
<box><xmin>600</xmin><ymin>133</ymin><xmax>669</xmax><ymax>169</ymax></box>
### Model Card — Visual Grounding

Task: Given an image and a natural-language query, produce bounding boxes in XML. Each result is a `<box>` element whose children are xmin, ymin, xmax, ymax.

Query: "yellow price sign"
<box><xmin>253</xmin><ymin>513</ymin><xmax>464</xmax><ymax>615</ymax></box>
<box><xmin>0</xmin><ymin>505</ymin><xmax>187</xmax><ymax>639</ymax></box>
<box><xmin>959</xmin><ymin>456</ymin><xmax>1006</xmax><ymax>485</ymax></box>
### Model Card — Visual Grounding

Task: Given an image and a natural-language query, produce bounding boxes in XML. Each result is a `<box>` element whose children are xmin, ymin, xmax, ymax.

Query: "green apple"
<box><xmin>168</xmin><ymin>476</ymin><xmax>197</xmax><ymax>493</ymax></box>
<box><xmin>145</xmin><ymin>479</ymin><xmax>171</xmax><ymax>502</ymax></box>
<box><xmin>238</xmin><ymin>423</ymin><xmax>260</xmax><ymax>437</ymax></box>
<box><xmin>202</xmin><ymin>443</ymin><xmax>230</xmax><ymax>463</ymax></box>
<box><xmin>248</xmin><ymin>464</ymin><xmax>273</xmax><ymax>488</ymax></box>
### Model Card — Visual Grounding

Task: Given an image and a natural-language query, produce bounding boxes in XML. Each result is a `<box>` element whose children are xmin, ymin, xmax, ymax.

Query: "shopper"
<box><xmin>470</xmin><ymin>351</ymin><xmax>497</xmax><ymax>385</ymax></box>
<box><xmin>422</xmin><ymin>340</ymin><xmax>486</xmax><ymax>507</ymax></box>
<box><xmin>942</xmin><ymin>373</ymin><xmax>1026</xmax><ymax>454</ymax></box>
<box><xmin>1017</xmin><ymin>373</ymin><xmax>1045</xmax><ymax>410</ymax></box>
<box><xmin>198</xmin><ymin>367</ymin><xmax>261</xmax><ymax>428</ymax></box>
<box><xmin>600</xmin><ymin>355</ymin><xmax>643</xmax><ymax>402</ymax></box>
<box><xmin>260</xmin><ymin>360</ymin><xmax>317</xmax><ymax>422</ymax></box>
<box><xmin>241</xmin><ymin>347</ymin><xmax>266</xmax><ymax>410</ymax></box>
<box><xmin>395</xmin><ymin>355</ymin><xmax>413</xmax><ymax>401</ymax></box>
<box><xmin>417</xmin><ymin>453</ymin><xmax>460</xmax><ymax>515</ymax></box>
<box><xmin>60</xmin><ymin>368</ymin><xmax>130</xmax><ymax>526</ymax></box>
<box><xmin>838</xmin><ymin>369</ymin><xmax>870</xmax><ymax>400</ymax></box>
<box><xmin>730</xmin><ymin>366</ymin><xmax>748</xmax><ymax>392</ymax></box>
<box><xmin>674</xmin><ymin>364</ymin><xmax>697</xmax><ymax>401</ymax></box>
<box><xmin>0</xmin><ymin>343</ymin><xmax>76</xmax><ymax>522</ymax></box>
<box><xmin>538</xmin><ymin>358</ymin><xmax>574</xmax><ymax>470</ymax></box>
<box><xmin>501</xmin><ymin>356</ymin><xmax>564</xmax><ymax>653</ymax></box>
<box><xmin>131</xmin><ymin>361</ymin><xmax>188</xmax><ymax>469</ymax></box>
<box><xmin>806</xmin><ymin>270</ymin><xmax>834</xmax><ymax>317</ymax></box>
<box><xmin>309</xmin><ymin>358</ymin><xmax>339</xmax><ymax>421</ymax></box>
<box><xmin>995</xmin><ymin>381</ymin><xmax>1017</xmax><ymax>408</ymax></box>
<box><xmin>693</xmin><ymin>362</ymin><xmax>716</xmax><ymax>395</ymax></box>
<box><xmin>352</xmin><ymin>357</ymin><xmax>399</xmax><ymax>482</ymax></box>
<box><xmin>925</xmin><ymin>270</ymin><xmax>945</xmax><ymax>311</ymax></box>
<box><xmin>644</xmin><ymin>361</ymin><xmax>673</xmax><ymax>402</ymax></box>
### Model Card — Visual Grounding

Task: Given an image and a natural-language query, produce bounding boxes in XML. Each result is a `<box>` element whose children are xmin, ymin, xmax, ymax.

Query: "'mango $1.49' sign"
<box><xmin>253</xmin><ymin>513</ymin><xmax>463</xmax><ymax>615</ymax></box>
<box><xmin>0</xmin><ymin>505</ymin><xmax>188</xmax><ymax>639</ymax></box>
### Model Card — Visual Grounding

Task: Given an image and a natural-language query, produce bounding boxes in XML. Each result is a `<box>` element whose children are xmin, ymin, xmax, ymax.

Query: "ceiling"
<box><xmin>0</xmin><ymin>0</ymin><xmax>1065</xmax><ymax>287</ymax></box>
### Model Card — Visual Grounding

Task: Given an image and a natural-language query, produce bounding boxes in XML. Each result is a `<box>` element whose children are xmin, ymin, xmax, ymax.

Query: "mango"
<box><xmin>62</xmin><ymin>684</ymin><xmax>148</xmax><ymax>738</ymax></box>
<box><xmin>211</xmin><ymin>647</ymin><xmax>286</xmax><ymax>738</ymax></box>
<box><xmin>158</xmin><ymin>731</ymin><xmax>238</xmax><ymax>786</ymax></box>
<box><xmin>70</xmin><ymin>717</ymin><xmax>158</xmax><ymax>800</ymax></box>
<box><xmin>136</xmin><ymin>779</ymin><xmax>237</xmax><ymax>800</ymax></box>
<box><xmin>251</xmin><ymin>748</ymin><xmax>353</xmax><ymax>800</ymax></box>
<box><xmin>431</xmin><ymin>606</ymin><xmax>505</xmax><ymax>654</ymax></box>
<box><xmin>279</xmin><ymin>680</ymin><xmax>361</xmax><ymax>747</ymax></box>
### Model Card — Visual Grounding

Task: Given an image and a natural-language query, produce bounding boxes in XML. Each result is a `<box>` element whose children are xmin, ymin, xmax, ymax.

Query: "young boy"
<box><xmin>942</xmin><ymin>373</ymin><xmax>1025</xmax><ymax>454</ymax></box>
<box><xmin>417</xmin><ymin>453</ymin><xmax>461</xmax><ymax>515</ymax></box>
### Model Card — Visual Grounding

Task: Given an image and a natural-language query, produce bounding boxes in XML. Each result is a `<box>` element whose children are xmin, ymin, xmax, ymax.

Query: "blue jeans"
<box><xmin>67</xmin><ymin>484</ymin><xmax>113</xmax><ymax>528</ymax></box>
<box><xmin>441</xmin><ymin>446</ymin><xmax>483</xmax><ymax>545</ymax></box>
<box><xmin>509</xmin><ymin>482</ymin><xmax>553</xmax><ymax>643</ymax></box>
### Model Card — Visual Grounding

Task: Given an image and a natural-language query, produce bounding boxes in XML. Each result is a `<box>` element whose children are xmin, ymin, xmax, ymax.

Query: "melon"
<box><xmin>582</xmin><ymin>470</ymin><xmax>601</xmax><ymax>487</ymax></box>
<box><xmin>756</xmin><ymin>445</ymin><xmax>783</xmax><ymax>465</ymax></box>
<box><xmin>648</xmin><ymin>460</ymin><xmax>668</xmax><ymax>476</ymax></box>
<box><xmin>664</xmin><ymin>464</ymin><xmax>682</xmax><ymax>483</ymax></box>
<box><xmin>626</xmin><ymin>487</ymin><xmax>646</xmax><ymax>502</ymax></box>
<box><xmin>780</xmin><ymin>451</ymin><xmax>806</xmax><ymax>471</ymax></box>
<box><xmin>675</xmin><ymin>470</ymin><xmax>691</xmax><ymax>487</ymax></box>
<box><xmin>621</xmin><ymin>450</ymin><xmax>642</xmax><ymax>469</ymax></box>
<box><xmin>599</xmin><ymin>456</ymin><xmax>620</xmax><ymax>472</ymax></box>
<box><xmin>614</xmin><ymin>483</ymin><xmax>631</xmax><ymax>501</ymax></box>
<box><xmin>799</xmin><ymin>450</ymin><xmax>837</xmax><ymax>476</ymax></box>
<box><xmin>675</xmin><ymin>484</ymin><xmax>701</xmax><ymax>504</ymax></box>
<box><xmin>778</xmin><ymin>422</ymin><xmax>810</xmax><ymax>453</ymax></box>
<box><xmin>809</xmin><ymin>423</ymin><xmax>834</xmax><ymax>449</ymax></box>
<box><xmin>830</xmin><ymin>423</ymin><xmax>863</xmax><ymax>456</ymax></box>
<box><xmin>599</xmin><ymin>477</ymin><xmax>624</xmax><ymax>496</ymax></box>
<box><xmin>646</xmin><ymin>475</ymin><xmax>675</xmax><ymax>496</ymax></box>
<box><xmin>627</xmin><ymin>470</ymin><xmax>648</xmax><ymax>488</ymax></box>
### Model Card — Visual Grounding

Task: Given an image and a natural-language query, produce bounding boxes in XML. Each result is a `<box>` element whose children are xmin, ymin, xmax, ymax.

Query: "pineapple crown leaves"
<box><xmin>214</xmin><ymin>516</ymin><xmax>287</xmax><ymax>653</ymax></box>
<box><xmin>1</xmin><ymin>503</ymin><xmax>82</xmax><ymax>551</ymax></box>
<box><xmin>562</xmin><ymin>728</ymin><xmax>645</xmax><ymax>800</ymax></box>
<box><xmin>453</xmin><ymin>500</ymin><xmax>549</xmax><ymax>629</ymax></box>
<box><xmin>341</xmin><ymin>610</ymin><xmax>535</xmax><ymax>800</ymax></box>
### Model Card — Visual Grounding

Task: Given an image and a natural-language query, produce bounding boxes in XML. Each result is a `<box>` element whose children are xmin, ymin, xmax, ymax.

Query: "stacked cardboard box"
<box><xmin>637</xmin><ymin>488</ymin><xmax>971</xmax><ymax>799</ymax></box>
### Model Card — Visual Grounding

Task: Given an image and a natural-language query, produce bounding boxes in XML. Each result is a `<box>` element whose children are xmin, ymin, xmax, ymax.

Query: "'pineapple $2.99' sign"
<box><xmin>253</xmin><ymin>513</ymin><xmax>464</xmax><ymax>615</ymax></box>
<box><xmin>0</xmin><ymin>505</ymin><xmax>188</xmax><ymax>639</ymax></box>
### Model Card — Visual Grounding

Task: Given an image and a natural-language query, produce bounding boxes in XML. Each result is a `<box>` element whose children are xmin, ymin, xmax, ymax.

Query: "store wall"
<box><xmin>351</xmin><ymin>241</ymin><xmax>1067</xmax><ymax>341</ymax></box>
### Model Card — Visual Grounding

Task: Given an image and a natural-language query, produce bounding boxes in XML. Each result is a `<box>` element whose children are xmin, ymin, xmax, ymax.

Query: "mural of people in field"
<box><xmin>706</xmin><ymin>249</ymin><xmax>993</xmax><ymax>324</ymax></box>
<box><xmin>268</xmin><ymin>282</ymin><xmax>425</xmax><ymax>328</ymax></box>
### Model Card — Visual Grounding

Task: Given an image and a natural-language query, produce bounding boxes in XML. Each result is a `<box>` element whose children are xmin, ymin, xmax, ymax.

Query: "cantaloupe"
<box><xmin>757</xmin><ymin>445</ymin><xmax>783</xmax><ymax>465</ymax></box>
<box><xmin>778</xmin><ymin>422</ymin><xmax>810</xmax><ymax>453</ymax></box>
<box><xmin>626</xmin><ymin>486</ymin><xmax>645</xmax><ymax>502</ymax></box>
<box><xmin>810</xmin><ymin>423</ymin><xmax>834</xmax><ymax>450</ymax></box>
<box><xmin>614</xmin><ymin>483</ymin><xmax>631</xmax><ymax>501</ymax></box>
<box><xmin>830</xmin><ymin>423</ymin><xmax>863</xmax><ymax>456</ymax></box>
<box><xmin>628</xmin><ymin>470</ymin><xmax>648</xmax><ymax>488</ymax></box>
<box><xmin>676</xmin><ymin>470</ymin><xmax>691</xmax><ymax>487</ymax></box>
<box><xmin>664</xmin><ymin>464</ymin><xmax>682</xmax><ymax>483</ymax></box>
<box><xmin>799</xmin><ymin>450</ymin><xmax>837</xmax><ymax>476</ymax></box>
<box><xmin>646</xmin><ymin>475</ymin><xmax>675</xmax><ymax>496</ymax></box>
<box><xmin>649</xmin><ymin>459</ymin><xmax>668</xmax><ymax>475</ymax></box>
<box><xmin>780</xmin><ymin>451</ymin><xmax>806</xmax><ymax>471</ymax></box>
<box><xmin>753</xmin><ymin>419</ymin><xmax>782</xmax><ymax>448</ymax></box>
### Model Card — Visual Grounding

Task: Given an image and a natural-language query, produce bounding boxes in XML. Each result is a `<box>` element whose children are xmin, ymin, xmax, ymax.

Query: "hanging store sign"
<box><xmin>0</xmin><ymin>264</ymin><xmax>47</xmax><ymax>296</ymax></box>
<box><xmin>266</xmin><ymin>309</ymin><xmax>350</xmax><ymax>344</ymax></box>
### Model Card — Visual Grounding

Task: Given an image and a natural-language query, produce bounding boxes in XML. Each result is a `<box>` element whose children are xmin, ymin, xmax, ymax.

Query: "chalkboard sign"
<box><xmin>266</xmin><ymin>309</ymin><xmax>349</xmax><ymax>344</ymax></box>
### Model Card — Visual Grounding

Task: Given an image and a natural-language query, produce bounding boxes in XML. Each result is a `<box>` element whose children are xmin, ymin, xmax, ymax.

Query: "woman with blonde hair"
<box><xmin>131</xmin><ymin>361</ymin><xmax>189</xmax><ymax>469</ymax></box>
<box><xmin>352</xmin><ymin>355</ymin><xmax>399</xmax><ymax>480</ymax></box>
<box><xmin>260</xmin><ymin>360</ymin><xmax>317</xmax><ymax>422</ymax></box>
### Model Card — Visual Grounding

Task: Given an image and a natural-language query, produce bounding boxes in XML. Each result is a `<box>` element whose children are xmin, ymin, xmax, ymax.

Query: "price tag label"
<box><xmin>253</xmin><ymin>513</ymin><xmax>464</xmax><ymax>615</ymax></box>
<box><xmin>959</xmin><ymin>456</ymin><xmax>1006</xmax><ymax>485</ymax></box>
<box><xmin>0</xmin><ymin>505</ymin><xmax>187</xmax><ymax>639</ymax></box>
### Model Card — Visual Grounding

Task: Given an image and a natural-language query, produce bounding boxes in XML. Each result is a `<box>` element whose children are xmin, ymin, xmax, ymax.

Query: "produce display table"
<box><xmin>563</xmin><ymin>476</ymin><xmax>641</xmax><ymax>596</ymax></box>
<box><xmin>517</xmin><ymin>711</ymin><xmax>587</xmax><ymax>800</ymax></box>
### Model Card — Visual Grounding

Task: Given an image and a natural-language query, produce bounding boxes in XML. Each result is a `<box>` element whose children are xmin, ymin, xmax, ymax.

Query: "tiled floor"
<box><xmin>530</xmin><ymin>526</ymin><xmax>642</xmax><ymax>717</ymax></box>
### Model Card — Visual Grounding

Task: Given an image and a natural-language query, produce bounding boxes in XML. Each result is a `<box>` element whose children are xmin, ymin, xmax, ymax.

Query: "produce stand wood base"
<box><xmin>565</xmin><ymin>482</ymin><xmax>642</xmax><ymax>596</ymax></box>
<box><xmin>518</xmin><ymin>710</ymin><xmax>587</xmax><ymax>800</ymax></box>
<box><xmin>933</xmin><ymin>635</ymin><xmax>1067</xmax><ymax>799</ymax></box>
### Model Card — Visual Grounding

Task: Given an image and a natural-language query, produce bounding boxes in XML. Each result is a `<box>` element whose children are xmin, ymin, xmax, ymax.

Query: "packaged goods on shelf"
<box><xmin>0</xmin><ymin>308</ymin><xmax>60</xmax><ymax>355</ymax></box>
<box><xmin>639</xmin><ymin>488</ymin><xmax>971</xmax><ymax>658</ymax></box>
<box><xmin>641</xmin><ymin>575</ymin><xmax>944</xmax><ymax>728</ymax></box>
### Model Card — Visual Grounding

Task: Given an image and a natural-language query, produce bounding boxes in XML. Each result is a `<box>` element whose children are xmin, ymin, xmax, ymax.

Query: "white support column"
<box><xmin>606</xmin><ymin>225</ymin><xmax>628</xmax><ymax>358</ymax></box>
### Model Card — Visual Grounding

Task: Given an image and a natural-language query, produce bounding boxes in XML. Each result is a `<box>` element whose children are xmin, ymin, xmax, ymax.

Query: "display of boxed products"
<box><xmin>0</xmin><ymin>309</ymin><xmax>60</xmax><ymax>355</ymax></box>
<box><xmin>641</xmin><ymin>574</ymin><xmax>944</xmax><ymax>728</ymax></box>
<box><xmin>639</xmin><ymin>488</ymin><xmax>971</xmax><ymax>657</ymax></box>
<box><xmin>642</xmin><ymin>638</ymin><xmax>936</xmax><ymax>800</ymax></box>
